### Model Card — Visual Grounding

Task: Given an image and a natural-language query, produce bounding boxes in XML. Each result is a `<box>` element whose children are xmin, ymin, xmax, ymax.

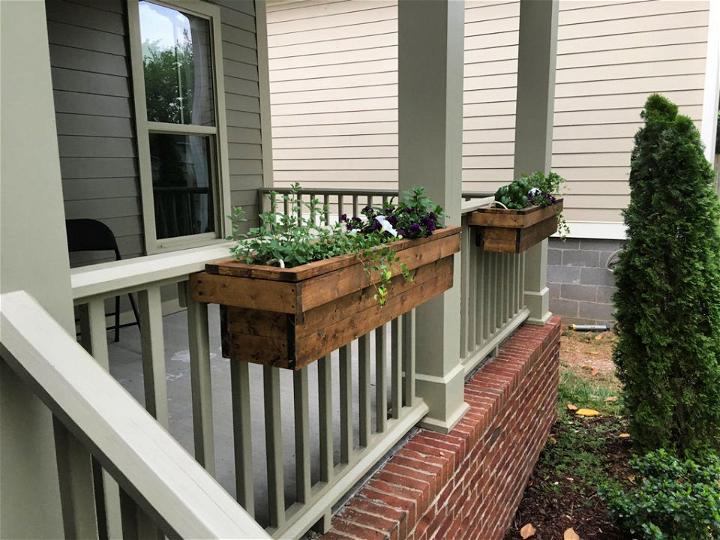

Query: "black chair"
<box><xmin>66</xmin><ymin>219</ymin><xmax>140</xmax><ymax>342</ymax></box>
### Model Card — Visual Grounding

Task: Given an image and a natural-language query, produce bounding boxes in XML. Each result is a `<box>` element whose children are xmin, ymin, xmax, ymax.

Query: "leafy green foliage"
<box><xmin>494</xmin><ymin>171</ymin><xmax>569</xmax><ymax>236</ymax></box>
<box><xmin>143</xmin><ymin>39</ymin><xmax>195</xmax><ymax>124</ymax></box>
<box><xmin>494</xmin><ymin>171</ymin><xmax>564</xmax><ymax>210</ymax></box>
<box><xmin>228</xmin><ymin>184</ymin><xmax>443</xmax><ymax>306</ymax></box>
<box><xmin>612</xmin><ymin>94</ymin><xmax>720</xmax><ymax>458</ymax></box>
<box><xmin>602</xmin><ymin>449</ymin><xmax>720</xmax><ymax>539</ymax></box>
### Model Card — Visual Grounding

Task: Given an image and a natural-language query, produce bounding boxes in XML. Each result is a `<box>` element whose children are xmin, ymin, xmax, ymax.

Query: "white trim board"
<box><xmin>552</xmin><ymin>221</ymin><xmax>627</xmax><ymax>241</ymax></box>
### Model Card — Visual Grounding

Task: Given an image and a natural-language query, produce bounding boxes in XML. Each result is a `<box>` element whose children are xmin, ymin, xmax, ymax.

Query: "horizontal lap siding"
<box><xmin>214</xmin><ymin>0</ymin><xmax>265</xmax><ymax>225</ymax></box>
<box><xmin>267</xmin><ymin>0</ymin><xmax>399</xmax><ymax>189</ymax></box>
<box><xmin>267</xmin><ymin>0</ymin><xmax>710</xmax><ymax>225</ymax></box>
<box><xmin>47</xmin><ymin>0</ymin><xmax>143</xmax><ymax>265</ymax></box>
<box><xmin>48</xmin><ymin>0</ymin><xmax>266</xmax><ymax>265</ymax></box>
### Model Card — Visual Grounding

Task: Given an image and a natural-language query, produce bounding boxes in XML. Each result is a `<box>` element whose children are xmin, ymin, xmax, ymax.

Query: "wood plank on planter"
<box><xmin>468</xmin><ymin>200</ymin><xmax>562</xmax><ymax>253</ymax></box>
<box><xmin>190</xmin><ymin>227</ymin><xmax>460</xmax><ymax>370</ymax></box>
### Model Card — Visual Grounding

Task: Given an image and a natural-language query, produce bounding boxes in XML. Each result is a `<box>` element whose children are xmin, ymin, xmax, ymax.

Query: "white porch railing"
<box><xmin>0</xmin><ymin>290</ymin><xmax>268</xmax><ymax>540</ymax></box>
<box><xmin>57</xmin><ymin>188</ymin><xmax>532</xmax><ymax>538</ymax></box>
<box><xmin>69</xmin><ymin>229</ymin><xmax>429</xmax><ymax>537</ymax></box>
<box><xmin>460</xmin><ymin>200</ymin><xmax>530</xmax><ymax>375</ymax></box>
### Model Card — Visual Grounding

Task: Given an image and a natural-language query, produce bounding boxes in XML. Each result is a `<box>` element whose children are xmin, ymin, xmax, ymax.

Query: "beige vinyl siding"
<box><xmin>267</xmin><ymin>0</ymin><xmax>710</xmax><ymax>225</ymax></box>
<box><xmin>49</xmin><ymin>0</ymin><xmax>266</xmax><ymax>266</ymax></box>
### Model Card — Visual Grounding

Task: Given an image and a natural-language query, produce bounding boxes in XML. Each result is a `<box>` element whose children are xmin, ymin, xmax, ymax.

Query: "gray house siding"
<box><xmin>47</xmin><ymin>0</ymin><xmax>141</xmax><ymax>266</ymax></box>
<box><xmin>48</xmin><ymin>0</ymin><xmax>266</xmax><ymax>267</ymax></box>
<box><xmin>216</xmin><ymin>0</ymin><xmax>266</xmax><ymax>222</ymax></box>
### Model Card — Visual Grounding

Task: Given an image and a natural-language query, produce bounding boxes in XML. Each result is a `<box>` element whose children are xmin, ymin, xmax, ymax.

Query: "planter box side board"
<box><xmin>190</xmin><ymin>227</ymin><xmax>461</xmax><ymax>369</ymax></box>
<box><xmin>469</xmin><ymin>200</ymin><xmax>562</xmax><ymax>254</ymax></box>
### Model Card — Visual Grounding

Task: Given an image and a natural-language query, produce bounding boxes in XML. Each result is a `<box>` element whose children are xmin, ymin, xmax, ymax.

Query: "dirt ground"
<box><xmin>503</xmin><ymin>327</ymin><xmax>630</xmax><ymax>540</ymax></box>
<box><xmin>560</xmin><ymin>329</ymin><xmax>617</xmax><ymax>378</ymax></box>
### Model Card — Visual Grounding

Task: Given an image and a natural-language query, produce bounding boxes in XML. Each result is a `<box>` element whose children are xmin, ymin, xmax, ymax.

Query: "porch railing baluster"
<box><xmin>476</xmin><ymin>248</ymin><xmax>485</xmax><ymax>347</ymax></box>
<box><xmin>391</xmin><ymin>317</ymin><xmax>402</xmax><ymax>419</ymax></box>
<box><xmin>231</xmin><ymin>360</ymin><xmax>254</xmax><ymax>517</ymax></box>
<box><xmin>402</xmin><ymin>310</ymin><xmax>416</xmax><ymax>406</ymax></box>
<box><xmin>358</xmin><ymin>334</ymin><xmax>371</xmax><ymax>447</ymax></box>
<box><xmin>323</xmin><ymin>194</ymin><xmax>330</xmax><ymax>224</ymax></box>
<box><xmin>375</xmin><ymin>324</ymin><xmax>387</xmax><ymax>433</ymax></box>
<box><xmin>186</xmin><ymin>290</ymin><xmax>215</xmax><ymax>474</ymax></box>
<box><xmin>294</xmin><ymin>369</ymin><xmax>312</xmax><ymax>504</ymax></box>
<box><xmin>264</xmin><ymin>365</ymin><xmax>285</xmax><ymax>528</ymax></box>
<box><xmin>79</xmin><ymin>299</ymin><xmax>123</xmax><ymax>540</ymax></box>
<box><xmin>339</xmin><ymin>345</ymin><xmax>352</xmax><ymax>463</ymax></box>
<box><xmin>137</xmin><ymin>286</ymin><xmax>169</xmax><ymax>427</ymax></box>
<box><xmin>317</xmin><ymin>355</ymin><xmax>333</xmax><ymax>482</ymax></box>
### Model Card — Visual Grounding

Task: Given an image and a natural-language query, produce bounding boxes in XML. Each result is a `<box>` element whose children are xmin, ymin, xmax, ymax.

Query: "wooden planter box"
<box><xmin>189</xmin><ymin>227</ymin><xmax>460</xmax><ymax>370</ymax></box>
<box><xmin>468</xmin><ymin>199</ymin><xmax>563</xmax><ymax>253</ymax></box>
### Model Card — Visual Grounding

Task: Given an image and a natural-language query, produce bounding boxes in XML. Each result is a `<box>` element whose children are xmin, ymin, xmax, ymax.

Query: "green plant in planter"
<box><xmin>602</xmin><ymin>449</ymin><xmax>720</xmax><ymax>539</ymax></box>
<box><xmin>494</xmin><ymin>170</ymin><xmax>569</xmax><ymax>236</ymax></box>
<box><xmin>228</xmin><ymin>184</ymin><xmax>443</xmax><ymax>306</ymax></box>
<box><xmin>613</xmin><ymin>94</ymin><xmax>720</xmax><ymax>458</ymax></box>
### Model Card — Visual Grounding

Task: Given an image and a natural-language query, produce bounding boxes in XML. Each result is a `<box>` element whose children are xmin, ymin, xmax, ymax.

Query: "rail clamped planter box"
<box><xmin>468</xmin><ymin>199</ymin><xmax>563</xmax><ymax>253</ymax></box>
<box><xmin>189</xmin><ymin>226</ymin><xmax>461</xmax><ymax>370</ymax></box>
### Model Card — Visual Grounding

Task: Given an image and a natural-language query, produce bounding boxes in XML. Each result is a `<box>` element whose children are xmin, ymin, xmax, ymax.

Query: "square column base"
<box><xmin>415</xmin><ymin>363</ymin><xmax>469</xmax><ymax>433</ymax></box>
<box><xmin>524</xmin><ymin>287</ymin><xmax>551</xmax><ymax>325</ymax></box>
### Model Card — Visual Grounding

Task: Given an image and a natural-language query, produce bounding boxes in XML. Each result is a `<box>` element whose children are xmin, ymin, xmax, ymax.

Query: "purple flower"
<box><xmin>422</xmin><ymin>215</ymin><xmax>437</xmax><ymax>232</ymax></box>
<box><xmin>387</xmin><ymin>215</ymin><xmax>398</xmax><ymax>226</ymax></box>
<box><xmin>339</xmin><ymin>214</ymin><xmax>348</xmax><ymax>223</ymax></box>
<box><xmin>408</xmin><ymin>223</ymin><xmax>421</xmax><ymax>237</ymax></box>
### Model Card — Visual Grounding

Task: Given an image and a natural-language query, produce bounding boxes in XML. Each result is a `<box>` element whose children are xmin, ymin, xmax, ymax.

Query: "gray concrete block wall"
<box><xmin>548</xmin><ymin>238</ymin><xmax>623</xmax><ymax>325</ymax></box>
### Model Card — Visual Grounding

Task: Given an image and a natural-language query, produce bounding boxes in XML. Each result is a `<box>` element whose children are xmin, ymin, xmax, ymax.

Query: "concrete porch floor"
<box><xmin>106</xmin><ymin>306</ymin><xmax>394</xmax><ymax>528</ymax></box>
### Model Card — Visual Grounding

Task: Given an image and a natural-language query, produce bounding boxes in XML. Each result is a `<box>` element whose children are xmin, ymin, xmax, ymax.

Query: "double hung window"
<box><xmin>129</xmin><ymin>0</ymin><xmax>229</xmax><ymax>252</ymax></box>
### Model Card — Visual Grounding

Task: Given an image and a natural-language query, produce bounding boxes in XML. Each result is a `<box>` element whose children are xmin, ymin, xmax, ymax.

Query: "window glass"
<box><xmin>139</xmin><ymin>1</ymin><xmax>215</xmax><ymax>126</ymax></box>
<box><xmin>149</xmin><ymin>133</ymin><xmax>215</xmax><ymax>238</ymax></box>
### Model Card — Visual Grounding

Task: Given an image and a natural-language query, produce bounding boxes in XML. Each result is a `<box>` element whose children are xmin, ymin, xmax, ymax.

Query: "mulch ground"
<box><xmin>503</xmin><ymin>414</ymin><xmax>632</xmax><ymax>539</ymax></box>
<box><xmin>503</xmin><ymin>328</ymin><xmax>632</xmax><ymax>540</ymax></box>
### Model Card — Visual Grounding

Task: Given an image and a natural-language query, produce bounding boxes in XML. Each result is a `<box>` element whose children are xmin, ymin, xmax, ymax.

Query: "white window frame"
<box><xmin>128</xmin><ymin>0</ymin><xmax>232</xmax><ymax>254</ymax></box>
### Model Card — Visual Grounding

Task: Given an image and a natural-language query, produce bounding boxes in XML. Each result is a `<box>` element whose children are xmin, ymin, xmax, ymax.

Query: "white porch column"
<box><xmin>514</xmin><ymin>0</ymin><xmax>559</xmax><ymax>325</ymax></box>
<box><xmin>1</xmin><ymin>1</ymin><xmax>93</xmax><ymax>538</ymax></box>
<box><xmin>398</xmin><ymin>0</ymin><xmax>468</xmax><ymax>432</ymax></box>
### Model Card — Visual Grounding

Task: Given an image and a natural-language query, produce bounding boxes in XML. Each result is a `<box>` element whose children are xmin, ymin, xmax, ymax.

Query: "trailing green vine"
<box><xmin>228</xmin><ymin>184</ymin><xmax>444</xmax><ymax>306</ymax></box>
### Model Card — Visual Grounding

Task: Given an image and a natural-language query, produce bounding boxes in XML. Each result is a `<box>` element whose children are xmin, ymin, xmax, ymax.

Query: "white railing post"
<box><xmin>398</xmin><ymin>0</ymin><xmax>469</xmax><ymax>432</ymax></box>
<box><xmin>514</xmin><ymin>0</ymin><xmax>559</xmax><ymax>325</ymax></box>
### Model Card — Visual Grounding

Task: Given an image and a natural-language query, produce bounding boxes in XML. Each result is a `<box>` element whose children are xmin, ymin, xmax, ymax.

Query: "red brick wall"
<box><xmin>324</xmin><ymin>316</ymin><xmax>561</xmax><ymax>540</ymax></box>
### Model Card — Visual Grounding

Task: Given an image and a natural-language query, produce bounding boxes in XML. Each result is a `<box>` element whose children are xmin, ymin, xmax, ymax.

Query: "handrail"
<box><xmin>0</xmin><ymin>290</ymin><xmax>269</xmax><ymax>539</ymax></box>
<box><xmin>462</xmin><ymin>196</ymin><xmax>495</xmax><ymax>214</ymax></box>
<box><xmin>258</xmin><ymin>186</ymin><xmax>494</xmax><ymax>199</ymax></box>
<box><xmin>71</xmin><ymin>242</ymin><xmax>232</xmax><ymax>301</ymax></box>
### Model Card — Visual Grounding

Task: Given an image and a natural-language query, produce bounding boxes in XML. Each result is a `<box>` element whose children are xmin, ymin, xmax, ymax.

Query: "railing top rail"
<box><xmin>259</xmin><ymin>186</ymin><xmax>494</xmax><ymax>199</ymax></box>
<box><xmin>70</xmin><ymin>242</ymin><xmax>232</xmax><ymax>301</ymax></box>
<box><xmin>461</xmin><ymin>196</ymin><xmax>495</xmax><ymax>214</ymax></box>
<box><xmin>259</xmin><ymin>187</ymin><xmax>397</xmax><ymax>196</ymax></box>
<box><xmin>0</xmin><ymin>290</ymin><xmax>269</xmax><ymax>539</ymax></box>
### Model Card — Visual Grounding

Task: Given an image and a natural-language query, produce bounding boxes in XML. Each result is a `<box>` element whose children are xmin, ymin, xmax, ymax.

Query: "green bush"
<box><xmin>613</xmin><ymin>94</ymin><xmax>720</xmax><ymax>457</ymax></box>
<box><xmin>603</xmin><ymin>449</ymin><xmax>720</xmax><ymax>540</ymax></box>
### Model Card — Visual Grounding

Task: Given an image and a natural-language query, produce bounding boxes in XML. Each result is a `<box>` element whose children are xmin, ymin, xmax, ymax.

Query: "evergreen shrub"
<box><xmin>613</xmin><ymin>94</ymin><xmax>720</xmax><ymax>457</ymax></box>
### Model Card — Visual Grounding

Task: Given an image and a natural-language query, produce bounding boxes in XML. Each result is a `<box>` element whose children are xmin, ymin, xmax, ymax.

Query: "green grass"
<box><xmin>536</xmin><ymin>369</ymin><xmax>628</xmax><ymax>505</ymax></box>
<box><xmin>558</xmin><ymin>366</ymin><xmax>623</xmax><ymax>416</ymax></box>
